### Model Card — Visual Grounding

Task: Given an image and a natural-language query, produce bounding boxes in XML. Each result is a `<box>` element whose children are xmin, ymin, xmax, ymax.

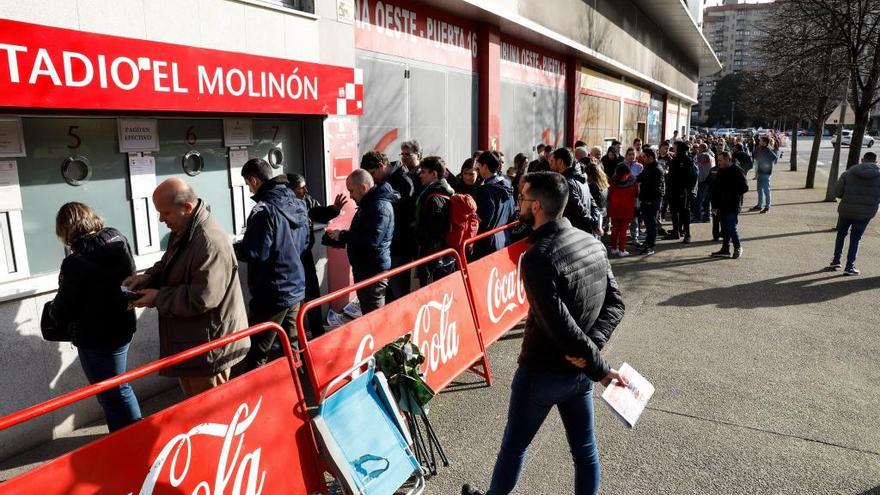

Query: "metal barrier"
<box><xmin>295</xmin><ymin>248</ymin><xmax>491</xmax><ymax>397</ymax></box>
<box><xmin>0</xmin><ymin>323</ymin><xmax>325</xmax><ymax>494</ymax></box>
<box><xmin>460</xmin><ymin>222</ymin><xmax>531</xmax><ymax>376</ymax></box>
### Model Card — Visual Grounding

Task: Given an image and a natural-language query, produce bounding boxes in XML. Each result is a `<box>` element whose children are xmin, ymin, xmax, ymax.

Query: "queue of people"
<box><xmin>44</xmin><ymin>128</ymin><xmax>870</xmax><ymax>454</ymax></box>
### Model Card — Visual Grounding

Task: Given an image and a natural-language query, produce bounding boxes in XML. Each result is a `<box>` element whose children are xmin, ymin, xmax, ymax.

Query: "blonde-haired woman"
<box><xmin>49</xmin><ymin>202</ymin><xmax>141</xmax><ymax>431</ymax></box>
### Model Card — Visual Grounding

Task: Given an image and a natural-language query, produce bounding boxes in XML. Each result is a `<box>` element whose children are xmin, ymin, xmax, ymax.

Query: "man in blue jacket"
<box><xmin>235</xmin><ymin>158</ymin><xmax>309</xmax><ymax>371</ymax></box>
<box><xmin>327</xmin><ymin>169</ymin><xmax>399</xmax><ymax>314</ymax></box>
<box><xmin>474</xmin><ymin>150</ymin><xmax>516</xmax><ymax>258</ymax></box>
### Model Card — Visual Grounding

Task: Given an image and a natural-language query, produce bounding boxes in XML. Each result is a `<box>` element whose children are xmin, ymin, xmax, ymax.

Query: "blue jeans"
<box><xmin>693</xmin><ymin>182</ymin><xmax>711</xmax><ymax>220</ymax></box>
<box><xmin>756</xmin><ymin>174</ymin><xmax>772</xmax><ymax>208</ymax></box>
<box><xmin>488</xmin><ymin>367</ymin><xmax>600</xmax><ymax>495</ymax></box>
<box><xmin>833</xmin><ymin>216</ymin><xmax>870</xmax><ymax>269</ymax></box>
<box><xmin>78</xmin><ymin>343</ymin><xmax>141</xmax><ymax>432</ymax></box>
<box><xmin>720</xmin><ymin>212</ymin><xmax>741</xmax><ymax>249</ymax></box>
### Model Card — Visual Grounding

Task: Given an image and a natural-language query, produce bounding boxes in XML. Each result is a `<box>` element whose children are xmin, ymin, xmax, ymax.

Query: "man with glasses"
<box><xmin>463</xmin><ymin>171</ymin><xmax>628</xmax><ymax>495</ymax></box>
<box><xmin>399</xmin><ymin>140</ymin><xmax>424</xmax><ymax>196</ymax></box>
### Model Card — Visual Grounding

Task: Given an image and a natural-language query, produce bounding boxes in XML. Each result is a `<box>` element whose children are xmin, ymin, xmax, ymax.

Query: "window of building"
<box><xmin>256</xmin><ymin>0</ymin><xmax>314</xmax><ymax>14</ymax></box>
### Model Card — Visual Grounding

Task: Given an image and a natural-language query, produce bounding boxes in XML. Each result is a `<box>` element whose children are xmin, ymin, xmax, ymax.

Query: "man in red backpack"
<box><xmin>415</xmin><ymin>156</ymin><xmax>461</xmax><ymax>285</ymax></box>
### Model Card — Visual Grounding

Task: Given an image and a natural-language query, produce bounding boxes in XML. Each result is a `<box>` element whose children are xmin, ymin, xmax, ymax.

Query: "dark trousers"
<box><xmin>720</xmin><ymin>212</ymin><xmax>741</xmax><ymax>249</ymax></box>
<box><xmin>356</xmin><ymin>278</ymin><xmax>388</xmax><ymax>314</ymax></box>
<box><xmin>669</xmin><ymin>195</ymin><xmax>692</xmax><ymax>237</ymax></box>
<box><xmin>833</xmin><ymin>216</ymin><xmax>870</xmax><ymax>269</ymax></box>
<box><xmin>712</xmin><ymin>213</ymin><xmax>721</xmax><ymax>240</ymax></box>
<box><xmin>488</xmin><ymin>367</ymin><xmax>600</xmax><ymax>495</ymax></box>
<box><xmin>641</xmin><ymin>201</ymin><xmax>660</xmax><ymax>248</ymax></box>
<box><xmin>78</xmin><ymin>344</ymin><xmax>142</xmax><ymax>432</ymax></box>
<box><xmin>386</xmin><ymin>254</ymin><xmax>414</xmax><ymax>303</ymax></box>
<box><xmin>301</xmin><ymin>248</ymin><xmax>324</xmax><ymax>338</ymax></box>
<box><xmin>241</xmin><ymin>300</ymin><xmax>300</xmax><ymax>372</ymax></box>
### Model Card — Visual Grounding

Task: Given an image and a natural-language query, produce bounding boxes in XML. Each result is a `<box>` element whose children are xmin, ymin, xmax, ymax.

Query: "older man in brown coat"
<box><xmin>126</xmin><ymin>178</ymin><xmax>249</xmax><ymax>398</ymax></box>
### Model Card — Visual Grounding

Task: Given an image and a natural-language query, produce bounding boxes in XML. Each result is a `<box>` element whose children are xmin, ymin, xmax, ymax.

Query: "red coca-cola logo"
<box><xmin>353</xmin><ymin>292</ymin><xmax>459</xmax><ymax>379</ymax></box>
<box><xmin>486</xmin><ymin>252</ymin><xmax>526</xmax><ymax>324</ymax></box>
<box><xmin>134</xmin><ymin>399</ymin><xmax>266</xmax><ymax>495</ymax></box>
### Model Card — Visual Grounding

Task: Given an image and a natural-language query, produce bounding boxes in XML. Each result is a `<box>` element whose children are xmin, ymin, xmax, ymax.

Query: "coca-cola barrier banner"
<box><xmin>306</xmin><ymin>271</ymin><xmax>483</xmax><ymax>395</ymax></box>
<box><xmin>1</xmin><ymin>360</ymin><xmax>324</xmax><ymax>495</ymax></box>
<box><xmin>0</xmin><ymin>18</ymin><xmax>363</xmax><ymax>116</ymax></box>
<box><xmin>464</xmin><ymin>240</ymin><xmax>531</xmax><ymax>346</ymax></box>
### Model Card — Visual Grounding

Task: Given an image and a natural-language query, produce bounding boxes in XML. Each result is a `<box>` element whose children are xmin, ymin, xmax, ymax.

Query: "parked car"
<box><xmin>831</xmin><ymin>130</ymin><xmax>875</xmax><ymax>147</ymax></box>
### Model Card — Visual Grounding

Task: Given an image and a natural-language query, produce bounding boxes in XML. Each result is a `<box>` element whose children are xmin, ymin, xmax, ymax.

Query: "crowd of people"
<box><xmin>37</xmin><ymin>132</ymin><xmax>770</xmax><ymax>433</ymax></box>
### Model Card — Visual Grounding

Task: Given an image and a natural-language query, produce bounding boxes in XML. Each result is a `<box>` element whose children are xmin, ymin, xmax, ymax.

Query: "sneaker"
<box><xmin>609</xmin><ymin>248</ymin><xmax>619</xmax><ymax>256</ymax></box>
<box><xmin>828</xmin><ymin>261</ymin><xmax>842</xmax><ymax>270</ymax></box>
<box><xmin>326</xmin><ymin>310</ymin><xmax>349</xmax><ymax>328</ymax></box>
<box><xmin>462</xmin><ymin>485</ymin><xmax>484</xmax><ymax>495</ymax></box>
<box><xmin>618</xmin><ymin>250</ymin><xmax>631</xmax><ymax>257</ymax></box>
<box><xmin>732</xmin><ymin>247</ymin><xmax>743</xmax><ymax>259</ymax></box>
<box><xmin>640</xmin><ymin>247</ymin><xmax>655</xmax><ymax>256</ymax></box>
<box><xmin>658</xmin><ymin>227</ymin><xmax>669</xmax><ymax>236</ymax></box>
<box><xmin>749</xmin><ymin>206</ymin><xmax>762</xmax><ymax>212</ymax></box>
<box><xmin>711</xmin><ymin>248</ymin><xmax>731</xmax><ymax>257</ymax></box>
<box><xmin>760</xmin><ymin>207</ymin><xmax>770</xmax><ymax>214</ymax></box>
<box><xmin>681</xmin><ymin>236</ymin><xmax>691</xmax><ymax>244</ymax></box>
<box><xmin>663</xmin><ymin>233</ymin><xmax>680</xmax><ymax>240</ymax></box>
<box><xmin>342</xmin><ymin>300</ymin><xmax>363</xmax><ymax>319</ymax></box>
<box><xmin>843</xmin><ymin>266</ymin><xmax>861</xmax><ymax>276</ymax></box>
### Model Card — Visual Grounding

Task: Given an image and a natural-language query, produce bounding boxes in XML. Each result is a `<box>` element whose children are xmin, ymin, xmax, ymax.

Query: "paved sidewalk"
<box><xmin>428</xmin><ymin>162</ymin><xmax>880</xmax><ymax>494</ymax></box>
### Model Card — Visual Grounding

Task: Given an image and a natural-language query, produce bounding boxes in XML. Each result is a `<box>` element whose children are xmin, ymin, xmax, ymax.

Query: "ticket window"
<box><xmin>8</xmin><ymin>115</ymin><xmax>322</xmax><ymax>279</ymax></box>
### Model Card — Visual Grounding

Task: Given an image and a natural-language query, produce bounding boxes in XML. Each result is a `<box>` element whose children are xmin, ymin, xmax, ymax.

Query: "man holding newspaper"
<box><xmin>462</xmin><ymin>171</ymin><xmax>629</xmax><ymax>495</ymax></box>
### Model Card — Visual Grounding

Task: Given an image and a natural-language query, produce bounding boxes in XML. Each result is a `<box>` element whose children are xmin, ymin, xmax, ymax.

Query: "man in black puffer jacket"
<box><xmin>361</xmin><ymin>151</ymin><xmax>417</xmax><ymax>302</ymax></box>
<box><xmin>462</xmin><ymin>171</ymin><xmax>627</xmax><ymax>495</ymax></box>
<box><xmin>637</xmin><ymin>148</ymin><xmax>665</xmax><ymax>255</ymax></box>
<box><xmin>236</xmin><ymin>159</ymin><xmax>309</xmax><ymax>371</ymax></box>
<box><xmin>709</xmin><ymin>151</ymin><xmax>749</xmax><ymax>259</ymax></box>
<box><xmin>327</xmin><ymin>169</ymin><xmax>399</xmax><ymax>313</ymax></box>
<box><xmin>549</xmin><ymin>147</ymin><xmax>602</xmax><ymax>236</ymax></box>
<box><xmin>665</xmin><ymin>141</ymin><xmax>698</xmax><ymax>243</ymax></box>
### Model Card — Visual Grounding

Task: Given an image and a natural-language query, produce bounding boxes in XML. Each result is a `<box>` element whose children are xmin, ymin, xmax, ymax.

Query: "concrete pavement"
<box><xmin>428</xmin><ymin>157</ymin><xmax>880</xmax><ymax>494</ymax></box>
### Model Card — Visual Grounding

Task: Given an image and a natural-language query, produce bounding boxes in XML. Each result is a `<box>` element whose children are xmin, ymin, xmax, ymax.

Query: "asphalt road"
<box><xmin>787</xmin><ymin>137</ymin><xmax>875</xmax><ymax>177</ymax></box>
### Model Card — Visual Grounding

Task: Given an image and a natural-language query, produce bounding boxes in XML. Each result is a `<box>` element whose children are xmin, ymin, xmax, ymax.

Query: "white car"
<box><xmin>831</xmin><ymin>130</ymin><xmax>875</xmax><ymax>147</ymax></box>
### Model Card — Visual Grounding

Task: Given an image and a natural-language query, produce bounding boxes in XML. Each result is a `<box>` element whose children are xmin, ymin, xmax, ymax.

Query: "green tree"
<box><xmin>706</xmin><ymin>73</ymin><xmax>754</xmax><ymax>127</ymax></box>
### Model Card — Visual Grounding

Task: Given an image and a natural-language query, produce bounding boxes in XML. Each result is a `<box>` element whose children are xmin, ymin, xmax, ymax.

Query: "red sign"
<box><xmin>464</xmin><ymin>240</ymin><xmax>531</xmax><ymax>346</ymax></box>
<box><xmin>305</xmin><ymin>272</ymin><xmax>483</xmax><ymax>395</ymax></box>
<box><xmin>1</xmin><ymin>360</ymin><xmax>324</xmax><ymax>495</ymax></box>
<box><xmin>500</xmin><ymin>37</ymin><xmax>566</xmax><ymax>89</ymax></box>
<box><xmin>354</xmin><ymin>0</ymin><xmax>478</xmax><ymax>72</ymax></box>
<box><xmin>0</xmin><ymin>18</ymin><xmax>363</xmax><ymax>116</ymax></box>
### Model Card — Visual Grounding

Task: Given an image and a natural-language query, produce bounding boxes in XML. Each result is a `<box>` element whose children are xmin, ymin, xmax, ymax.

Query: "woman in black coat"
<box><xmin>49</xmin><ymin>202</ymin><xmax>141</xmax><ymax>431</ymax></box>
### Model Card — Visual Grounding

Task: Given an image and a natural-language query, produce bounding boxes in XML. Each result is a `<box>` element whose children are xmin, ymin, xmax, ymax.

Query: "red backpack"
<box><xmin>430</xmin><ymin>193</ymin><xmax>480</xmax><ymax>251</ymax></box>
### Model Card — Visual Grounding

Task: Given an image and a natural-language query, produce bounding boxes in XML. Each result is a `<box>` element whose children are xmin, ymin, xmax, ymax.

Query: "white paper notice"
<box><xmin>601</xmin><ymin>363</ymin><xmax>655</xmax><ymax>429</ymax></box>
<box><xmin>223</xmin><ymin>119</ymin><xmax>253</xmax><ymax>147</ymax></box>
<box><xmin>118</xmin><ymin>119</ymin><xmax>159</xmax><ymax>152</ymax></box>
<box><xmin>0</xmin><ymin>160</ymin><xmax>22</xmax><ymax>211</ymax></box>
<box><xmin>229</xmin><ymin>148</ymin><xmax>249</xmax><ymax>187</ymax></box>
<box><xmin>0</xmin><ymin>118</ymin><xmax>25</xmax><ymax>157</ymax></box>
<box><xmin>129</xmin><ymin>155</ymin><xmax>157</xmax><ymax>198</ymax></box>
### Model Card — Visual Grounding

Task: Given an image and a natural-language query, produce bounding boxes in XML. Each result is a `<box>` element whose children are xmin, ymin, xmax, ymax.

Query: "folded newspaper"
<box><xmin>600</xmin><ymin>363</ymin><xmax>654</xmax><ymax>428</ymax></box>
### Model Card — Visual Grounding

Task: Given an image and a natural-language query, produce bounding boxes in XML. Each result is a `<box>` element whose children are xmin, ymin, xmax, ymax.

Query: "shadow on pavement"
<box><xmin>658</xmin><ymin>271</ymin><xmax>880</xmax><ymax>309</ymax></box>
<box><xmin>857</xmin><ymin>487</ymin><xmax>880</xmax><ymax>495</ymax></box>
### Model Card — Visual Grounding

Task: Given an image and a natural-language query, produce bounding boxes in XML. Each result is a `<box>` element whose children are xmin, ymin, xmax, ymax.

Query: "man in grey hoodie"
<box><xmin>829</xmin><ymin>151</ymin><xmax>880</xmax><ymax>275</ymax></box>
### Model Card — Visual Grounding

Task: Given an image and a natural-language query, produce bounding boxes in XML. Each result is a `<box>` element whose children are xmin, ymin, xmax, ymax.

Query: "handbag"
<box><xmin>40</xmin><ymin>300</ymin><xmax>73</xmax><ymax>342</ymax></box>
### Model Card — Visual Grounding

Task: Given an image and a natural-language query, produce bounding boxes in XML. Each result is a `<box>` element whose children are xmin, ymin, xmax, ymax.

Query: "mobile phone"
<box><xmin>120</xmin><ymin>285</ymin><xmax>142</xmax><ymax>301</ymax></box>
